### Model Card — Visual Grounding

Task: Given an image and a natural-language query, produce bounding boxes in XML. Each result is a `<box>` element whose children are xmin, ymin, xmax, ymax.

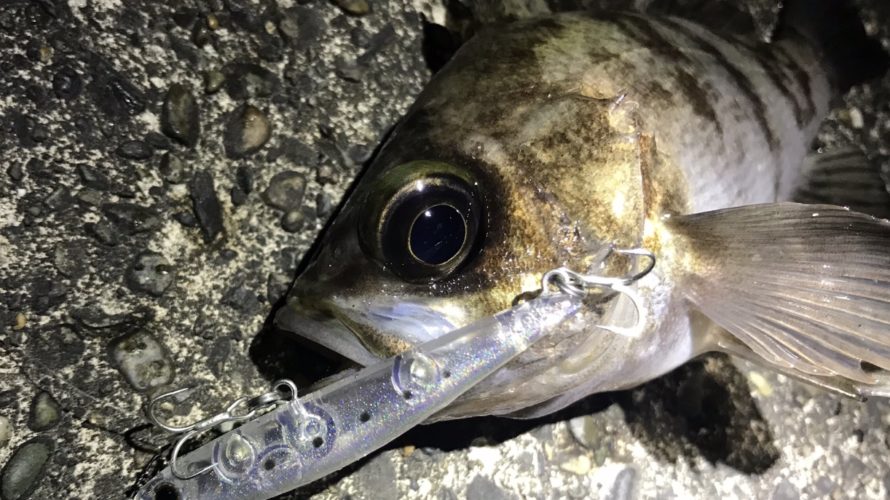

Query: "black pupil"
<box><xmin>409</xmin><ymin>204</ymin><xmax>466</xmax><ymax>265</ymax></box>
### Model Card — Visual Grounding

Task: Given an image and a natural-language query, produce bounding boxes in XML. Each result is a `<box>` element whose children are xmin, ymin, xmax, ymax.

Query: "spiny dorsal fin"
<box><xmin>668</xmin><ymin>203</ymin><xmax>890</xmax><ymax>396</ymax></box>
<box><xmin>795</xmin><ymin>148</ymin><xmax>890</xmax><ymax>220</ymax></box>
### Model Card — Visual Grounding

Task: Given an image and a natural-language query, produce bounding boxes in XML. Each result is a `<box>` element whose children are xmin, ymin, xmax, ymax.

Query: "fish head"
<box><xmin>279</xmin><ymin>19</ymin><xmax>659</xmax><ymax>416</ymax></box>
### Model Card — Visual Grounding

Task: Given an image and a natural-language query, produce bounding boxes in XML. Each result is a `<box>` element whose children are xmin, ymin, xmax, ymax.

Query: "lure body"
<box><xmin>136</xmin><ymin>293</ymin><xmax>581</xmax><ymax>499</ymax></box>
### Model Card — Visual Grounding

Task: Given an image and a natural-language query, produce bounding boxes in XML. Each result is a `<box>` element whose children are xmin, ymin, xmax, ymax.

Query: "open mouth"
<box><xmin>274</xmin><ymin>296</ymin><xmax>384</xmax><ymax>366</ymax></box>
<box><xmin>275</xmin><ymin>294</ymin><xmax>459</xmax><ymax>366</ymax></box>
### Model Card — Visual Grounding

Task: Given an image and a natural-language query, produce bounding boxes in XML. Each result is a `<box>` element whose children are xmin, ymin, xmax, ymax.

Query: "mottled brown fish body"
<box><xmin>279</xmin><ymin>11</ymin><xmax>838</xmax><ymax>418</ymax></box>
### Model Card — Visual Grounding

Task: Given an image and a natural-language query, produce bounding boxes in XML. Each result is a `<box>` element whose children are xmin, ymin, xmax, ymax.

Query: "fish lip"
<box><xmin>275</xmin><ymin>292</ymin><xmax>460</xmax><ymax>364</ymax></box>
<box><xmin>274</xmin><ymin>296</ymin><xmax>384</xmax><ymax>366</ymax></box>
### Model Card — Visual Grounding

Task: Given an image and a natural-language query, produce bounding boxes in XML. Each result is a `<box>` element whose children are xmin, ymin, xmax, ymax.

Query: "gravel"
<box><xmin>0</xmin><ymin>1</ymin><xmax>888</xmax><ymax>499</ymax></box>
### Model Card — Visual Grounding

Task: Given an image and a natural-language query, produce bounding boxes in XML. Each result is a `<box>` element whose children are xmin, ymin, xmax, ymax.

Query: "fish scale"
<box><xmin>557</xmin><ymin>13</ymin><xmax>833</xmax><ymax>211</ymax></box>
<box><xmin>278</xmin><ymin>6</ymin><xmax>890</xmax><ymax>421</ymax></box>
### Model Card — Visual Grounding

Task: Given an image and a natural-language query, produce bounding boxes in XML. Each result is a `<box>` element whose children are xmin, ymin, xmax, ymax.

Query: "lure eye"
<box><xmin>364</xmin><ymin>164</ymin><xmax>482</xmax><ymax>282</ymax></box>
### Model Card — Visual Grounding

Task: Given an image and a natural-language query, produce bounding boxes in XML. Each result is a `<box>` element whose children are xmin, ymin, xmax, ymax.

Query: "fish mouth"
<box><xmin>275</xmin><ymin>294</ymin><xmax>459</xmax><ymax>366</ymax></box>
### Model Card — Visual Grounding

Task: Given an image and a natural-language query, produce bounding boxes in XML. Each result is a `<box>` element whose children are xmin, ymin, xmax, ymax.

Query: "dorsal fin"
<box><xmin>795</xmin><ymin>148</ymin><xmax>890</xmax><ymax>220</ymax></box>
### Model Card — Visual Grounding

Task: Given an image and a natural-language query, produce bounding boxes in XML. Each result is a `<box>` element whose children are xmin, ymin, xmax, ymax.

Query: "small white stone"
<box><xmin>0</xmin><ymin>415</ymin><xmax>11</xmax><ymax>447</ymax></box>
<box><xmin>560</xmin><ymin>454</ymin><xmax>592</xmax><ymax>475</ymax></box>
<box><xmin>849</xmin><ymin>107</ymin><xmax>865</xmax><ymax>129</ymax></box>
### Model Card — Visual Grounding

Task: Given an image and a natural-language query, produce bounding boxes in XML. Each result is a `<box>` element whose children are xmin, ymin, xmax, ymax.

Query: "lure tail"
<box><xmin>668</xmin><ymin>203</ymin><xmax>890</xmax><ymax>397</ymax></box>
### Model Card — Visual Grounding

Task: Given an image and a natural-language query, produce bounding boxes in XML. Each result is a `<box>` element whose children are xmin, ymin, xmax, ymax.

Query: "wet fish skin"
<box><xmin>278</xmin><ymin>10</ymin><xmax>886</xmax><ymax>419</ymax></box>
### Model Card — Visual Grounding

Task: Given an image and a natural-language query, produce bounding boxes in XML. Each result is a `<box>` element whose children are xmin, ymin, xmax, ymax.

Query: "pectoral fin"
<box><xmin>668</xmin><ymin>203</ymin><xmax>890</xmax><ymax>397</ymax></box>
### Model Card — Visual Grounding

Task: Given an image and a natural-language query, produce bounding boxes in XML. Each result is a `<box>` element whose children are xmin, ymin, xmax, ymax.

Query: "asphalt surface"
<box><xmin>1</xmin><ymin>1</ymin><xmax>889</xmax><ymax>499</ymax></box>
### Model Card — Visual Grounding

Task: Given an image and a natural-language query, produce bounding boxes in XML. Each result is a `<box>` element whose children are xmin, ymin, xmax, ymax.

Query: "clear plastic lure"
<box><xmin>135</xmin><ymin>291</ymin><xmax>583</xmax><ymax>500</ymax></box>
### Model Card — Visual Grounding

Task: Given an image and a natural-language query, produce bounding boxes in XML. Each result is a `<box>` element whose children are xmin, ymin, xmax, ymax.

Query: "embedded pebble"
<box><xmin>84</xmin><ymin>220</ymin><xmax>119</xmax><ymax>246</ymax></box>
<box><xmin>188</xmin><ymin>170</ymin><xmax>224</xmax><ymax>242</ymax></box>
<box><xmin>126</xmin><ymin>252</ymin><xmax>175</xmax><ymax>296</ymax></box>
<box><xmin>222</xmin><ymin>63</ymin><xmax>279</xmax><ymax>99</ymax></box>
<box><xmin>76</xmin><ymin>164</ymin><xmax>109</xmax><ymax>191</ymax></box>
<box><xmin>53</xmin><ymin>243</ymin><xmax>87</xmax><ymax>279</ymax></box>
<box><xmin>333</xmin><ymin>0</ymin><xmax>370</xmax><ymax>16</ymax></box>
<box><xmin>609</xmin><ymin>467</ymin><xmax>637</xmax><ymax>500</ymax></box>
<box><xmin>7</xmin><ymin>162</ymin><xmax>24</xmax><ymax>182</ymax></box>
<box><xmin>316</xmin><ymin>164</ymin><xmax>336</xmax><ymax>184</ymax></box>
<box><xmin>335</xmin><ymin>57</ymin><xmax>365</xmax><ymax>82</ymax></box>
<box><xmin>30</xmin><ymin>278</ymin><xmax>67</xmax><ymax>314</ymax></box>
<box><xmin>174</xmin><ymin>211</ymin><xmax>198</xmax><ymax>227</ymax></box>
<box><xmin>161</xmin><ymin>83</ymin><xmax>200</xmax><ymax>147</ymax></box>
<box><xmin>267</xmin><ymin>272</ymin><xmax>291</xmax><ymax>304</ymax></box>
<box><xmin>315</xmin><ymin>191</ymin><xmax>334</xmax><ymax>218</ymax></box>
<box><xmin>144</xmin><ymin>132</ymin><xmax>172</xmax><ymax>150</ymax></box>
<box><xmin>92</xmin><ymin>73</ymin><xmax>146</xmax><ymax>118</ymax></box>
<box><xmin>230</xmin><ymin>166</ymin><xmax>253</xmax><ymax>206</ymax></box>
<box><xmin>281</xmin><ymin>209</ymin><xmax>305</xmax><ymax>233</ymax></box>
<box><xmin>43</xmin><ymin>188</ymin><xmax>73</xmax><ymax>212</ymax></box>
<box><xmin>262</xmin><ymin>171</ymin><xmax>305</xmax><ymax>211</ymax></box>
<box><xmin>771</xmin><ymin>479</ymin><xmax>799</xmax><ymax>500</ymax></box>
<box><xmin>0</xmin><ymin>438</ymin><xmax>53</xmax><ymax>500</ymax></box>
<box><xmin>279</xmin><ymin>16</ymin><xmax>299</xmax><ymax>40</ymax></box>
<box><xmin>350</xmin><ymin>26</ymin><xmax>372</xmax><ymax>48</ymax></box>
<box><xmin>115</xmin><ymin>140</ymin><xmax>153</xmax><ymax>160</ymax></box>
<box><xmin>29</xmin><ymin>124</ymin><xmax>48</xmax><ymax>144</ymax></box>
<box><xmin>568</xmin><ymin>405</ymin><xmax>625</xmax><ymax>465</ymax></box>
<box><xmin>28</xmin><ymin>392</ymin><xmax>61</xmax><ymax>432</ymax></box>
<box><xmin>206</xmin><ymin>337</ymin><xmax>230</xmax><ymax>378</ymax></box>
<box><xmin>109</xmin><ymin>330</ymin><xmax>174</xmax><ymax>391</ymax></box>
<box><xmin>466</xmin><ymin>475</ymin><xmax>512</xmax><ymax>500</ymax></box>
<box><xmin>224</xmin><ymin>104</ymin><xmax>271</xmax><ymax>158</ymax></box>
<box><xmin>235</xmin><ymin>166</ymin><xmax>253</xmax><ymax>194</ymax></box>
<box><xmin>192</xmin><ymin>21</ymin><xmax>213</xmax><ymax>47</ymax></box>
<box><xmin>76</xmin><ymin>189</ymin><xmax>103</xmax><ymax>206</ymax></box>
<box><xmin>52</xmin><ymin>66</ymin><xmax>82</xmax><ymax>100</ymax></box>
<box><xmin>71</xmin><ymin>306</ymin><xmax>141</xmax><ymax>331</ymax></box>
<box><xmin>159</xmin><ymin>152</ymin><xmax>186</xmax><ymax>184</ymax></box>
<box><xmin>204</xmin><ymin>70</ymin><xmax>225</xmax><ymax>94</ymax></box>
<box><xmin>219</xmin><ymin>248</ymin><xmax>238</xmax><ymax>261</ymax></box>
<box><xmin>222</xmin><ymin>284</ymin><xmax>261</xmax><ymax>315</ymax></box>
<box><xmin>101</xmin><ymin>203</ymin><xmax>161</xmax><ymax>235</ymax></box>
<box><xmin>27</xmin><ymin>324</ymin><xmax>85</xmax><ymax>369</ymax></box>
<box><xmin>0</xmin><ymin>416</ymin><xmax>10</xmax><ymax>447</ymax></box>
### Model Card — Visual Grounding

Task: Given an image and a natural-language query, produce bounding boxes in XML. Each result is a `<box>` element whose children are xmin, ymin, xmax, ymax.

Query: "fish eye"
<box><xmin>409</xmin><ymin>204</ymin><xmax>466</xmax><ymax>265</ymax></box>
<box><xmin>362</xmin><ymin>162</ymin><xmax>483</xmax><ymax>282</ymax></box>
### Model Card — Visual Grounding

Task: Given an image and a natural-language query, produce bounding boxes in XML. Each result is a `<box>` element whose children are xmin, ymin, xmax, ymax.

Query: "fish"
<box><xmin>276</xmin><ymin>1</ymin><xmax>890</xmax><ymax>420</ymax></box>
<box><xmin>135</xmin><ymin>290</ymin><xmax>583</xmax><ymax>499</ymax></box>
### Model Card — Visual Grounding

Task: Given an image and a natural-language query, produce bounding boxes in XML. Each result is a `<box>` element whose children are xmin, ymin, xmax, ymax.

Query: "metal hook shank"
<box><xmin>540</xmin><ymin>246</ymin><xmax>655</xmax><ymax>337</ymax></box>
<box><xmin>148</xmin><ymin>387</ymin><xmax>199</xmax><ymax>433</ymax></box>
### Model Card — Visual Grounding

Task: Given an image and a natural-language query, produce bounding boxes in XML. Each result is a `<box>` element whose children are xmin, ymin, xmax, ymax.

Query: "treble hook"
<box><xmin>541</xmin><ymin>246</ymin><xmax>655</xmax><ymax>338</ymax></box>
<box><xmin>147</xmin><ymin>380</ymin><xmax>298</xmax><ymax>479</ymax></box>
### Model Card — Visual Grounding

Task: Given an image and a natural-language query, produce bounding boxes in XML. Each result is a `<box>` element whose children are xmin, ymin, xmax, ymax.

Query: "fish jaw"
<box><xmin>326</xmin><ymin>296</ymin><xmax>463</xmax><ymax>358</ymax></box>
<box><xmin>275</xmin><ymin>296</ymin><xmax>383</xmax><ymax>366</ymax></box>
<box><xmin>276</xmin><ymin>278</ymin><xmax>469</xmax><ymax>366</ymax></box>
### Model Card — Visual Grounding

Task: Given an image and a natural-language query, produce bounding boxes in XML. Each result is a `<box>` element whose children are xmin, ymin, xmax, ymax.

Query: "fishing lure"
<box><xmin>135</xmin><ymin>254</ymin><xmax>654</xmax><ymax>500</ymax></box>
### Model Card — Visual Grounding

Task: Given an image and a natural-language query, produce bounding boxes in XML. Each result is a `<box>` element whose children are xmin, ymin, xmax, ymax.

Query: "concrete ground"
<box><xmin>1</xmin><ymin>1</ymin><xmax>888</xmax><ymax>499</ymax></box>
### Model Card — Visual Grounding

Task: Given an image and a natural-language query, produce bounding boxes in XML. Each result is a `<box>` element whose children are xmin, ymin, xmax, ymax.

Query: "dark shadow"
<box><xmin>420</xmin><ymin>16</ymin><xmax>462</xmax><ymax>73</ymax></box>
<box><xmin>614</xmin><ymin>353</ymin><xmax>779</xmax><ymax>474</ymax></box>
